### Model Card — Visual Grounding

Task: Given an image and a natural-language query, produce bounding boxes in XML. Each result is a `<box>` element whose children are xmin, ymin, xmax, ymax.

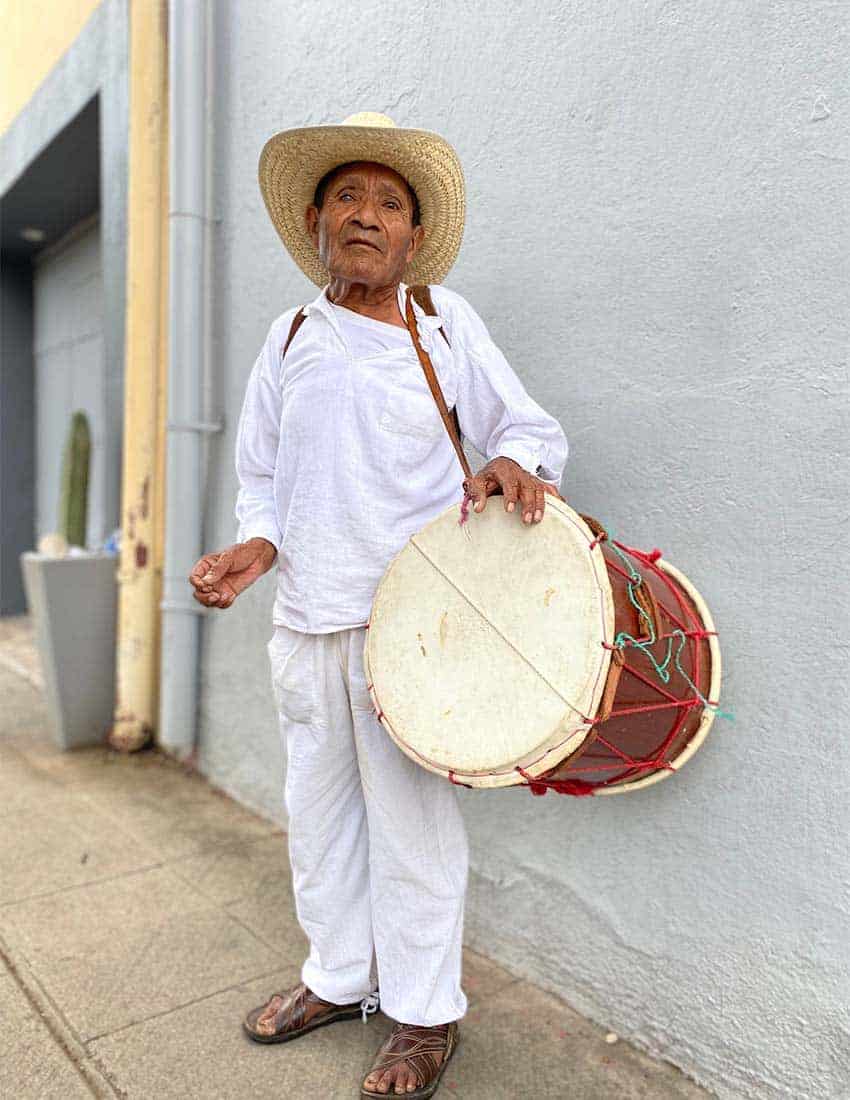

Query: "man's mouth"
<box><xmin>345</xmin><ymin>238</ymin><xmax>382</xmax><ymax>252</ymax></box>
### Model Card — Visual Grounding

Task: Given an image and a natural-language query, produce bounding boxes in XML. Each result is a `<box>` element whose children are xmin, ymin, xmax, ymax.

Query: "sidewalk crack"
<box><xmin>0</xmin><ymin>930</ymin><xmax>120</xmax><ymax>1098</ymax></box>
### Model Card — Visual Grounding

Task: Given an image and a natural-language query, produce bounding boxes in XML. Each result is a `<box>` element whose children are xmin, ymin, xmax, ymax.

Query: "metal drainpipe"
<box><xmin>158</xmin><ymin>0</ymin><xmax>219</xmax><ymax>759</ymax></box>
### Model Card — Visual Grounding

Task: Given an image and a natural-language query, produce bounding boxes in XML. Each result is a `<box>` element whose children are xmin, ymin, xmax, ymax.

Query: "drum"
<box><xmin>364</xmin><ymin>496</ymin><xmax>722</xmax><ymax>796</ymax></box>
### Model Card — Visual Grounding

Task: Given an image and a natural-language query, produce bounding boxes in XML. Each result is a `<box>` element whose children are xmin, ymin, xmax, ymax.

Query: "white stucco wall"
<box><xmin>196</xmin><ymin>3</ymin><xmax>849</xmax><ymax>1096</ymax></box>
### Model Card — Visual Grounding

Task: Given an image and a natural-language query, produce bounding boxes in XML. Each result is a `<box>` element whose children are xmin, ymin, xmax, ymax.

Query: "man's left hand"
<box><xmin>463</xmin><ymin>456</ymin><xmax>564</xmax><ymax>524</ymax></box>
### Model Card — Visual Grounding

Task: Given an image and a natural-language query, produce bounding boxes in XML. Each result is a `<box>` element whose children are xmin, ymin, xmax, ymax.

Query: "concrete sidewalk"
<box><xmin>0</xmin><ymin>626</ymin><xmax>710</xmax><ymax>1099</ymax></box>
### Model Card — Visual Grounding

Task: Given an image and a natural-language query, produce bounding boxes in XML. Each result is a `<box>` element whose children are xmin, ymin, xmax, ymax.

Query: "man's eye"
<box><xmin>339</xmin><ymin>192</ymin><xmax>354</xmax><ymax>201</ymax></box>
<box><xmin>386</xmin><ymin>201</ymin><xmax>400</xmax><ymax>210</ymax></box>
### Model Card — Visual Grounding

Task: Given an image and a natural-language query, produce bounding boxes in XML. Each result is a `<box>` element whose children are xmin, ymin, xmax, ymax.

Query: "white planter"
<box><xmin>19</xmin><ymin>551</ymin><xmax>118</xmax><ymax>750</ymax></box>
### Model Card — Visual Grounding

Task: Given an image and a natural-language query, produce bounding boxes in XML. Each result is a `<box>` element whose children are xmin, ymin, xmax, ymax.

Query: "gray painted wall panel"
<box><xmin>0</xmin><ymin>263</ymin><xmax>35</xmax><ymax>612</ymax></box>
<box><xmin>196</xmin><ymin>3</ymin><xmax>850</xmax><ymax>1096</ymax></box>
<box><xmin>33</xmin><ymin>222</ymin><xmax>105</xmax><ymax>544</ymax></box>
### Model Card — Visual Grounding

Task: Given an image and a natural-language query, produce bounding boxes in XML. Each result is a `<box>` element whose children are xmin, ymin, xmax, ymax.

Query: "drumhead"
<box><xmin>365</xmin><ymin>496</ymin><xmax>616</xmax><ymax>788</ymax></box>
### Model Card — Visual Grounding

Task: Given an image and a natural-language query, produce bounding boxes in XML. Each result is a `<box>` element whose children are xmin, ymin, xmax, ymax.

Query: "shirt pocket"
<box><xmin>378</xmin><ymin>388</ymin><xmax>446</xmax><ymax>444</ymax></box>
<box><xmin>267</xmin><ymin>626</ymin><xmax>317</xmax><ymax>726</ymax></box>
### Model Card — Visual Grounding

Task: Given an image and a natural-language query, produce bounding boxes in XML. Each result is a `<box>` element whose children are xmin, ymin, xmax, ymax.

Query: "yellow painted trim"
<box><xmin>152</xmin><ymin>64</ymin><xmax>170</xmax><ymax>737</ymax></box>
<box><xmin>110</xmin><ymin>0</ymin><xmax>168</xmax><ymax>752</ymax></box>
<box><xmin>0</xmin><ymin>0</ymin><xmax>103</xmax><ymax>136</ymax></box>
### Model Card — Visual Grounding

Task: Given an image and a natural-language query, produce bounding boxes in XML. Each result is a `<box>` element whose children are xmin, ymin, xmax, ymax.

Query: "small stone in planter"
<box><xmin>36</xmin><ymin>532</ymin><xmax>69</xmax><ymax>557</ymax></box>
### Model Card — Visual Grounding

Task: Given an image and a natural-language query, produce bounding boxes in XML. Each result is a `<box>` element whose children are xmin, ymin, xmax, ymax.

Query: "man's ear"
<box><xmin>305</xmin><ymin>205</ymin><xmax>320</xmax><ymax>247</ymax></box>
<box><xmin>406</xmin><ymin>224</ymin><xmax>426</xmax><ymax>263</ymax></box>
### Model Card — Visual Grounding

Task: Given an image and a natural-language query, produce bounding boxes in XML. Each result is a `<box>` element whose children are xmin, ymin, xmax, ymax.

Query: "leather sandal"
<box><xmin>361</xmin><ymin>1021</ymin><xmax>459</xmax><ymax>1099</ymax></box>
<box><xmin>243</xmin><ymin>981</ymin><xmax>375</xmax><ymax>1044</ymax></box>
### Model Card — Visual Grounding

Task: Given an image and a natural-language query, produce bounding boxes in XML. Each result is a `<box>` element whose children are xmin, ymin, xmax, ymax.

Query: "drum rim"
<box><xmin>364</xmin><ymin>496</ymin><xmax>615</xmax><ymax>788</ymax></box>
<box><xmin>593</xmin><ymin>556</ymin><xmax>722</xmax><ymax>796</ymax></box>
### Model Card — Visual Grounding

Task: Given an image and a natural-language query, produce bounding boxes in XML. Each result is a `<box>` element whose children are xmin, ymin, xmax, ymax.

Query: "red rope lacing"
<box><xmin>516</xmin><ymin>539</ymin><xmax>713</xmax><ymax>796</ymax></box>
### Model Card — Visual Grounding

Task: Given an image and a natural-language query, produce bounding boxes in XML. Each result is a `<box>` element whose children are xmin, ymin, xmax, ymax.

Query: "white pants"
<box><xmin>267</xmin><ymin>623</ymin><xmax>469</xmax><ymax>1026</ymax></box>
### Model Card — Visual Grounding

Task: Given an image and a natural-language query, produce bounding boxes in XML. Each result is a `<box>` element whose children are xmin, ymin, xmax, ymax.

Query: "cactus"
<box><xmin>58</xmin><ymin>411</ymin><xmax>90</xmax><ymax>547</ymax></box>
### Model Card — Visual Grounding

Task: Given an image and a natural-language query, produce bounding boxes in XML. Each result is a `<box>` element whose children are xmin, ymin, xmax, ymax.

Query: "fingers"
<box><xmin>463</xmin><ymin>474</ymin><xmax>489</xmax><ymax>513</ymax></box>
<box><xmin>502</xmin><ymin>476</ymin><xmax>519</xmax><ymax>514</ymax></box>
<box><xmin>516</xmin><ymin>479</ymin><xmax>543</xmax><ymax>521</ymax></box>
<box><xmin>533</xmin><ymin>483</ymin><xmax>545</xmax><ymax>522</ymax></box>
<box><xmin>201</xmin><ymin>548</ymin><xmax>235</xmax><ymax>585</ymax></box>
<box><xmin>517</xmin><ymin>478</ymin><xmax>535</xmax><ymax>524</ymax></box>
<box><xmin>465</xmin><ymin>462</ymin><xmax>515</xmax><ymax>514</ymax></box>
<box><xmin>479</xmin><ymin>461</ymin><xmax>525</xmax><ymax>517</ymax></box>
<box><xmin>188</xmin><ymin>540</ymin><xmax>272</xmax><ymax>612</ymax></box>
<box><xmin>192</xmin><ymin>587</ymin><xmax>220</xmax><ymax>608</ymax></box>
<box><xmin>213</xmin><ymin>582</ymin><xmax>238</xmax><ymax>609</ymax></box>
<box><xmin>191</xmin><ymin>580</ymin><xmax>237</xmax><ymax>611</ymax></box>
<box><xmin>221</xmin><ymin>565</ymin><xmax>259</xmax><ymax>600</ymax></box>
<box><xmin>189</xmin><ymin>548</ymin><xmax>233</xmax><ymax>595</ymax></box>
<box><xmin>514</xmin><ymin>475</ymin><xmax>547</xmax><ymax>523</ymax></box>
<box><xmin>465</xmin><ymin>463</ymin><xmax>552</xmax><ymax>524</ymax></box>
<box><xmin>189</xmin><ymin>549</ymin><xmax>237</xmax><ymax>611</ymax></box>
<box><xmin>192</xmin><ymin>584</ymin><xmax>224</xmax><ymax>608</ymax></box>
<box><xmin>189</xmin><ymin>554</ymin><xmax>218</xmax><ymax>589</ymax></box>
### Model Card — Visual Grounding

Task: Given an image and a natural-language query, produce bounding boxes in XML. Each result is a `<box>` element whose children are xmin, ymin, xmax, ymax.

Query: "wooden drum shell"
<box><xmin>538</xmin><ymin>541</ymin><xmax>721</xmax><ymax>795</ymax></box>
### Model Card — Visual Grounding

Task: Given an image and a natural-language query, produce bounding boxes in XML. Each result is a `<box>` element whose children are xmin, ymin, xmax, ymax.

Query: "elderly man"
<box><xmin>189</xmin><ymin>113</ymin><xmax>568</xmax><ymax>1099</ymax></box>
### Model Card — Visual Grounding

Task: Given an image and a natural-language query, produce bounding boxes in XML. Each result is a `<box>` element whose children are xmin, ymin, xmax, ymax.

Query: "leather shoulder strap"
<box><xmin>281</xmin><ymin>308</ymin><xmax>307</xmax><ymax>362</ymax></box>
<box><xmin>408</xmin><ymin>284</ymin><xmax>462</xmax><ymax>447</ymax></box>
<box><xmin>404</xmin><ymin>287</ymin><xmax>471</xmax><ymax>480</ymax></box>
<box><xmin>410</xmin><ymin>284</ymin><xmax>450</xmax><ymax>348</ymax></box>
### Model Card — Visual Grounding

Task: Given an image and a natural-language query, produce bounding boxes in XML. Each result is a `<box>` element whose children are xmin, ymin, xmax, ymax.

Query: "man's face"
<box><xmin>305</xmin><ymin>161</ymin><xmax>424</xmax><ymax>287</ymax></box>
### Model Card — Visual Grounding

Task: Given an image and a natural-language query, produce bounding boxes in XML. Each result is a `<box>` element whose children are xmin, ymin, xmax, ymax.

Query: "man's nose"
<box><xmin>351</xmin><ymin>197</ymin><xmax>380</xmax><ymax>230</ymax></box>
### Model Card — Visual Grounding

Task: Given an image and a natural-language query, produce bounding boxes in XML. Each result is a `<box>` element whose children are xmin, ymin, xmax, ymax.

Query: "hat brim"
<box><xmin>258</xmin><ymin>124</ymin><xmax>465</xmax><ymax>287</ymax></box>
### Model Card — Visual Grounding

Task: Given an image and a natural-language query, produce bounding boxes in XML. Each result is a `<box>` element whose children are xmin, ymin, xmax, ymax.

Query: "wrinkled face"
<box><xmin>305</xmin><ymin>160</ymin><xmax>424</xmax><ymax>287</ymax></box>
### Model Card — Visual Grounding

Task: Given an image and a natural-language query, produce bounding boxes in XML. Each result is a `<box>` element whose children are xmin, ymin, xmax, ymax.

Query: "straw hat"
<box><xmin>258</xmin><ymin>112</ymin><xmax>465</xmax><ymax>287</ymax></box>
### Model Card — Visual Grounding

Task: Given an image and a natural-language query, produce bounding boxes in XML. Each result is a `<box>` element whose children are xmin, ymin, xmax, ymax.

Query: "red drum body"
<box><xmin>531</xmin><ymin>532</ymin><xmax>721</xmax><ymax>796</ymax></box>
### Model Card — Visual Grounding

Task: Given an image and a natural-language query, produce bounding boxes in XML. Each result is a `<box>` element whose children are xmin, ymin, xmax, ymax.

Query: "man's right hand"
<box><xmin>188</xmin><ymin>538</ymin><xmax>277</xmax><ymax>610</ymax></box>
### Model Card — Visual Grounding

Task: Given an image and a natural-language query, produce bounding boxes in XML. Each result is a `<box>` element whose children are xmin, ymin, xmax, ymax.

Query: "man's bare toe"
<box><xmin>254</xmin><ymin>1002</ymin><xmax>280</xmax><ymax>1035</ymax></box>
<box><xmin>387</xmin><ymin>1066</ymin><xmax>410</xmax><ymax>1094</ymax></box>
<box><xmin>259</xmin><ymin>992</ymin><xmax>288</xmax><ymax>1032</ymax></box>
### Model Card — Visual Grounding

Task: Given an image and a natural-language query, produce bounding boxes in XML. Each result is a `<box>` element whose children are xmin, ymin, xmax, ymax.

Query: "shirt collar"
<box><xmin>301</xmin><ymin>283</ymin><xmax>335</xmax><ymax>322</ymax></box>
<box><xmin>302</xmin><ymin>281</ymin><xmax>444</xmax><ymax>336</ymax></box>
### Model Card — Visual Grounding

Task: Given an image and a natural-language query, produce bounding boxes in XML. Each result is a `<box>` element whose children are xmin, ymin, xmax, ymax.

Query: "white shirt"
<box><xmin>234</xmin><ymin>281</ymin><xmax>569</xmax><ymax>632</ymax></box>
<box><xmin>329</xmin><ymin>298</ymin><xmax>414</xmax><ymax>358</ymax></box>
